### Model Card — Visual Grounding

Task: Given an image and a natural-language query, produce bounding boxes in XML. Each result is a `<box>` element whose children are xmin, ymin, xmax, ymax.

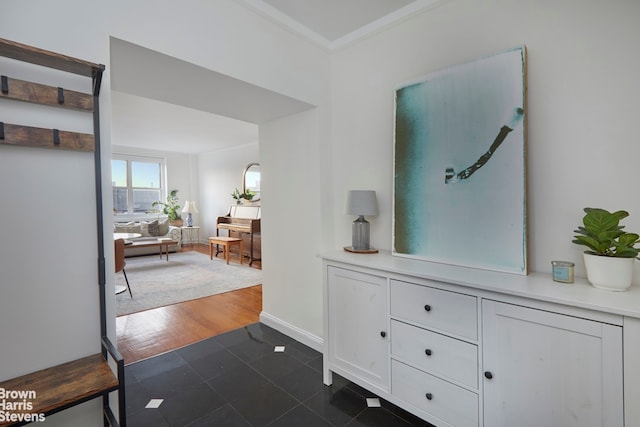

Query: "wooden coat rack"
<box><xmin>0</xmin><ymin>37</ymin><xmax>125</xmax><ymax>427</ymax></box>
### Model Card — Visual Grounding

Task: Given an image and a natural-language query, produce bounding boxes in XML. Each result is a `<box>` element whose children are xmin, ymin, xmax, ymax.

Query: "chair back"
<box><xmin>114</xmin><ymin>238</ymin><xmax>126</xmax><ymax>273</ymax></box>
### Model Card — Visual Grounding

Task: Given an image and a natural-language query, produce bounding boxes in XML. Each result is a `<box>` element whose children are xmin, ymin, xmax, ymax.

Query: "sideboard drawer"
<box><xmin>392</xmin><ymin>360</ymin><xmax>479</xmax><ymax>427</ymax></box>
<box><xmin>391</xmin><ymin>320</ymin><xmax>478</xmax><ymax>389</ymax></box>
<box><xmin>390</xmin><ymin>279</ymin><xmax>478</xmax><ymax>340</ymax></box>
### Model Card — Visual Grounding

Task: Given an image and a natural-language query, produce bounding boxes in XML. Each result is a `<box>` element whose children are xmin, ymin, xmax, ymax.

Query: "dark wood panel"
<box><xmin>229</xmin><ymin>230</ymin><xmax>262</xmax><ymax>261</ymax></box>
<box><xmin>0</xmin><ymin>122</ymin><xmax>94</xmax><ymax>152</ymax></box>
<box><xmin>0</xmin><ymin>76</ymin><xmax>93</xmax><ymax>111</ymax></box>
<box><xmin>0</xmin><ymin>37</ymin><xmax>103</xmax><ymax>78</ymax></box>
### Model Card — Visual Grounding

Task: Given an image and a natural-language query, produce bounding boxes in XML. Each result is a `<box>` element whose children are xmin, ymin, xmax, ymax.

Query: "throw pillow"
<box><xmin>140</xmin><ymin>220</ymin><xmax>160</xmax><ymax>237</ymax></box>
<box><xmin>139</xmin><ymin>221</ymin><xmax>151</xmax><ymax>237</ymax></box>
<box><xmin>158</xmin><ymin>218</ymin><xmax>169</xmax><ymax>236</ymax></box>
<box><xmin>114</xmin><ymin>221</ymin><xmax>141</xmax><ymax>234</ymax></box>
<box><xmin>147</xmin><ymin>220</ymin><xmax>160</xmax><ymax>236</ymax></box>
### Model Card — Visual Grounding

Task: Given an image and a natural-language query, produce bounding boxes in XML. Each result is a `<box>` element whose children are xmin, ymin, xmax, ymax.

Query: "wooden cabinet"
<box><xmin>326</xmin><ymin>266</ymin><xmax>389</xmax><ymax>393</ymax></box>
<box><xmin>482</xmin><ymin>300</ymin><xmax>623</xmax><ymax>427</ymax></box>
<box><xmin>322</xmin><ymin>251</ymin><xmax>631</xmax><ymax>427</ymax></box>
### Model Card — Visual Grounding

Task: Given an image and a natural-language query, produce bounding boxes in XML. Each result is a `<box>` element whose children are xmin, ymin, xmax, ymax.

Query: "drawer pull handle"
<box><xmin>380</xmin><ymin>331</ymin><xmax>387</xmax><ymax>338</ymax></box>
<box><xmin>484</xmin><ymin>371</ymin><xmax>493</xmax><ymax>380</ymax></box>
<box><xmin>425</xmin><ymin>393</ymin><xmax>433</xmax><ymax>401</ymax></box>
<box><xmin>425</xmin><ymin>349</ymin><xmax>432</xmax><ymax>356</ymax></box>
<box><xmin>424</xmin><ymin>304</ymin><xmax>432</xmax><ymax>312</ymax></box>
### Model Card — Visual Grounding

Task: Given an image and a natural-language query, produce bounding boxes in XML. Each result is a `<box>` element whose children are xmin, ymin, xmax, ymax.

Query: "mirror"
<box><xmin>243</xmin><ymin>163</ymin><xmax>261</xmax><ymax>202</ymax></box>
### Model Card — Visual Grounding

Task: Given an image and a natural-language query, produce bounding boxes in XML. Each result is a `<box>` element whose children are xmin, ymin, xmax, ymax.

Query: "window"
<box><xmin>112</xmin><ymin>155</ymin><xmax>164</xmax><ymax>216</ymax></box>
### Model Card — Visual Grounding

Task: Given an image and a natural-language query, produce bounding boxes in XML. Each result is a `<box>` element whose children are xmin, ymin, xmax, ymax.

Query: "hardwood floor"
<box><xmin>116</xmin><ymin>243</ymin><xmax>262</xmax><ymax>365</ymax></box>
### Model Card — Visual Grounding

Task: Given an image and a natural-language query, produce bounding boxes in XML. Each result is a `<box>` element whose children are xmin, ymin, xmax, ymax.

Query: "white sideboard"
<box><xmin>322</xmin><ymin>250</ymin><xmax>640</xmax><ymax>427</ymax></box>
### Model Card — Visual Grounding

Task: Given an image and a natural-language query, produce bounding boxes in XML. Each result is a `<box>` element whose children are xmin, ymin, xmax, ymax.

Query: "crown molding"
<box><xmin>240</xmin><ymin>0</ymin><xmax>333</xmax><ymax>50</ymax></box>
<box><xmin>239</xmin><ymin>0</ymin><xmax>446</xmax><ymax>51</ymax></box>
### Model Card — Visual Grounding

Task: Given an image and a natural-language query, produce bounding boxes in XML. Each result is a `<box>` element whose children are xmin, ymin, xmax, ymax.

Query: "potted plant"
<box><xmin>242</xmin><ymin>189</ymin><xmax>256</xmax><ymax>202</ymax></box>
<box><xmin>231</xmin><ymin>188</ymin><xmax>256</xmax><ymax>204</ymax></box>
<box><xmin>572</xmin><ymin>207</ymin><xmax>640</xmax><ymax>291</ymax></box>
<box><xmin>231</xmin><ymin>188</ymin><xmax>243</xmax><ymax>204</ymax></box>
<box><xmin>152</xmin><ymin>189</ymin><xmax>183</xmax><ymax>226</ymax></box>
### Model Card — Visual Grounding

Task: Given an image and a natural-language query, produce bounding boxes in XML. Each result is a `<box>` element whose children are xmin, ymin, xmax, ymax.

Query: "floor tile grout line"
<box><xmin>299</xmin><ymin>389</ymin><xmax>347</xmax><ymax>427</ymax></box>
<box><xmin>205</xmin><ymin>334</ymin><xmax>332</xmax><ymax>425</ymax></box>
<box><xmin>125</xmin><ymin>322</ymin><xmax>427</xmax><ymax>427</ymax></box>
<box><xmin>185</xmin><ymin>402</ymin><xmax>252</xmax><ymax>427</ymax></box>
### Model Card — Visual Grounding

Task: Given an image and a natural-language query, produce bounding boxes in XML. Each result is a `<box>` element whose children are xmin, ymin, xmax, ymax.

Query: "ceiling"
<box><xmin>111</xmin><ymin>0</ymin><xmax>440</xmax><ymax>154</ymax></box>
<box><xmin>245</xmin><ymin>0</ymin><xmax>440</xmax><ymax>49</ymax></box>
<box><xmin>110</xmin><ymin>37</ymin><xmax>313</xmax><ymax>154</ymax></box>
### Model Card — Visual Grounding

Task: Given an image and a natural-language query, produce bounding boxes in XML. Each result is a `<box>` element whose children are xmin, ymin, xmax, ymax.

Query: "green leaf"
<box><xmin>573</xmin><ymin>208</ymin><xmax>639</xmax><ymax>257</ymax></box>
<box><xmin>583</xmin><ymin>209</ymin><xmax>620</xmax><ymax>233</ymax></box>
<box><xmin>572</xmin><ymin>236</ymin><xmax>605</xmax><ymax>254</ymax></box>
<box><xmin>611</xmin><ymin>210</ymin><xmax>630</xmax><ymax>221</ymax></box>
<box><xmin>612</xmin><ymin>246</ymin><xmax>639</xmax><ymax>258</ymax></box>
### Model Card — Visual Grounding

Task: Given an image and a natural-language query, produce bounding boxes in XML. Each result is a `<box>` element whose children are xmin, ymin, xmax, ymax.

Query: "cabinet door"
<box><xmin>482</xmin><ymin>300</ymin><xmax>623</xmax><ymax>427</ymax></box>
<box><xmin>327</xmin><ymin>266</ymin><xmax>389</xmax><ymax>391</ymax></box>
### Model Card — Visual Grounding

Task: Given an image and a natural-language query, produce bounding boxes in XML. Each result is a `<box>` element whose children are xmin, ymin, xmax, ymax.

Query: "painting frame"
<box><xmin>392</xmin><ymin>46</ymin><xmax>528</xmax><ymax>274</ymax></box>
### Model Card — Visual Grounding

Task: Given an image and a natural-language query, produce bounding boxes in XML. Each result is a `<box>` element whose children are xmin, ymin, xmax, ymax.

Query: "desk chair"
<box><xmin>115</xmin><ymin>238</ymin><xmax>132</xmax><ymax>298</ymax></box>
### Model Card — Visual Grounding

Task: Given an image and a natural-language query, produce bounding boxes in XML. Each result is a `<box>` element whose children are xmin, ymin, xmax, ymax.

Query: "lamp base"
<box><xmin>343</xmin><ymin>246</ymin><xmax>379</xmax><ymax>254</ymax></box>
<box><xmin>351</xmin><ymin>215</ymin><xmax>372</xmax><ymax>251</ymax></box>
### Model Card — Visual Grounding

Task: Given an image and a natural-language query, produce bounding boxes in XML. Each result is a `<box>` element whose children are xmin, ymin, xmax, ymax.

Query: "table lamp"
<box><xmin>345</xmin><ymin>190</ymin><xmax>378</xmax><ymax>253</ymax></box>
<box><xmin>182</xmin><ymin>201</ymin><xmax>199</xmax><ymax>227</ymax></box>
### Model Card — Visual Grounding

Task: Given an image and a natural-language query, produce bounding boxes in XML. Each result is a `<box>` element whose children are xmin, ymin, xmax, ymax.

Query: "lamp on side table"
<box><xmin>182</xmin><ymin>201</ymin><xmax>199</xmax><ymax>227</ymax></box>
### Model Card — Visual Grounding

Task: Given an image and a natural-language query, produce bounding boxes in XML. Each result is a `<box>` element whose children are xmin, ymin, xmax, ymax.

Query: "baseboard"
<box><xmin>259</xmin><ymin>311</ymin><xmax>323</xmax><ymax>353</ymax></box>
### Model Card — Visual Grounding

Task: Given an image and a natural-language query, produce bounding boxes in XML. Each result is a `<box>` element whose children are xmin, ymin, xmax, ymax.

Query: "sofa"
<box><xmin>113</xmin><ymin>218</ymin><xmax>182</xmax><ymax>257</ymax></box>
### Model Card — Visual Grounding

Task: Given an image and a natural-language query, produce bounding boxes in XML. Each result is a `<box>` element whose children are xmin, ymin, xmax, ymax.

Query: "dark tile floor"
<box><xmin>125</xmin><ymin>322</ymin><xmax>435</xmax><ymax>426</ymax></box>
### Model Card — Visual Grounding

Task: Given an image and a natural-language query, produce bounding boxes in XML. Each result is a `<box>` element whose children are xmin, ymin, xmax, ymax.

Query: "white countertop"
<box><xmin>321</xmin><ymin>249</ymin><xmax>640</xmax><ymax>319</ymax></box>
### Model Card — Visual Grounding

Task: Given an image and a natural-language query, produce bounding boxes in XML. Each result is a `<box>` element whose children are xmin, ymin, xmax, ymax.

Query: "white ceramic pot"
<box><xmin>583</xmin><ymin>253</ymin><xmax>634</xmax><ymax>291</ymax></box>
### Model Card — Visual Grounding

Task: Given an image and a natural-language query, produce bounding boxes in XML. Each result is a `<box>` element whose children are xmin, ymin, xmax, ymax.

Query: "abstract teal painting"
<box><xmin>393</xmin><ymin>47</ymin><xmax>527</xmax><ymax>274</ymax></box>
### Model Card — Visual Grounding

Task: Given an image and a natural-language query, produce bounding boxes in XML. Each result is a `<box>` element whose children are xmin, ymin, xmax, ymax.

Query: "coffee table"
<box><xmin>124</xmin><ymin>238</ymin><xmax>175</xmax><ymax>261</ymax></box>
<box><xmin>114</xmin><ymin>232</ymin><xmax>142</xmax><ymax>245</ymax></box>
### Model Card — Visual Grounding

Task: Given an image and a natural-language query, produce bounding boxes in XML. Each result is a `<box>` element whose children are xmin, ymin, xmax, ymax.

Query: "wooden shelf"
<box><xmin>0</xmin><ymin>354</ymin><xmax>118</xmax><ymax>427</ymax></box>
<box><xmin>0</xmin><ymin>37</ymin><xmax>104</xmax><ymax>78</ymax></box>
<box><xmin>0</xmin><ymin>122</ymin><xmax>94</xmax><ymax>152</ymax></box>
<box><xmin>1</xmin><ymin>76</ymin><xmax>93</xmax><ymax>111</ymax></box>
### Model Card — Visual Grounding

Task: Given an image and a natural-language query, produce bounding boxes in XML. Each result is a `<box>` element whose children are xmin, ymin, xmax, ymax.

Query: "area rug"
<box><xmin>116</xmin><ymin>251</ymin><xmax>262</xmax><ymax>316</ymax></box>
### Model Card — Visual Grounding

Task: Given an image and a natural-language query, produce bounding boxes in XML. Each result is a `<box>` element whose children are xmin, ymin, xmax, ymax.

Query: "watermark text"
<box><xmin>0</xmin><ymin>387</ymin><xmax>45</xmax><ymax>423</ymax></box>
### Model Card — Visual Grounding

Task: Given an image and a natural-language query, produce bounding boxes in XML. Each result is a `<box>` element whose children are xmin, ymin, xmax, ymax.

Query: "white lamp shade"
<box><xmin>182</xmin><ymin>201</ymin><xmax>199</xmax><ymax>214</ymax></box>
<box><xmin>346</xmin><ymin>190</ymin><xmax>378</xmax><ymax>216</ymax></box>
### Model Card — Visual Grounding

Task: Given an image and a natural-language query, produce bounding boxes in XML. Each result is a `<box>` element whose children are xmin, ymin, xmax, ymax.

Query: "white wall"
<box><xmin>260</xmin><ymin>108</ymin><xmax>325</xmax><ymax>341</ymax></box>
<box><xmin>6</xmin><ymin>4</ymin><xmax>633</xmax><ymax>423</ymax></box>
<box><xmin>330</xmin><ymin>0</ymin><xmax>640</xmax><ymax>279</ymax></box>
<box><xmin>198</xmin><ymin>143</ymin><xmax>260</xmax><ymax>241</ymax></box>
<box><xmin>104</xmin><ymin>0</ymin><xmax>331</xmax><ymax>349</ymax></box>
<box><xmin>0</xmin><ymin>3</ymin><xmax>112</xmax><ymax>423</ymax></box>
<box><xmin>0</xmin><ymin>0</ymin><xmax>329</xmax><ymax>424</ymax></box>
